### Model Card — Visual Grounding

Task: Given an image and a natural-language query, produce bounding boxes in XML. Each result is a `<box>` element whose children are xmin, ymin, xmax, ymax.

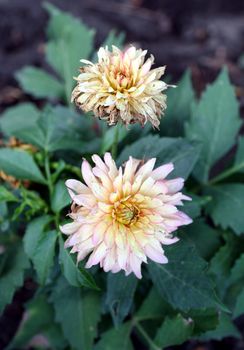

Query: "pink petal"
<box><xmin>81</xmin><ymin>159</ymin><xmax>96</xmax><ymax>188</ymax></box>
<box><xmin>136</xmin><ymin>158</ymin><xmax>156</xmax><ymax>179</ymax></box>
<box><xmin>65</xmin><ymin>179</ymin><xmax>90</xmax><ymax>195</ymax></box>
<box><xmin>60</xmin><ymin>221</ymin><xmax>81</xmax><ymax>235</ymax></box>
<box><xmin>145</xmin><ymin>245</ymin><xmax>168</xmax><ymax>264</ymax></box>
<box><xmin>151</xmin><ymin>163</ymin><xmax>174</xmax><ymax>180</ymax></box>
<box><xmin>86</xmin><ymin>242</ymin><xmax>107</xmax><ymax>268</ymax></box>
<box><xmin>166</xmin><ymin>178</ymin><xmax>184</xmax><ymax>193</ymax></box>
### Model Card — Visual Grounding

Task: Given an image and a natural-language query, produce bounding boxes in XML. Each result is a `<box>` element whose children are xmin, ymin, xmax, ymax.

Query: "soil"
<box><xmin>0</xmin><ymin>0</ymin><xmax>244</xmax><ymax>349</ymax></box>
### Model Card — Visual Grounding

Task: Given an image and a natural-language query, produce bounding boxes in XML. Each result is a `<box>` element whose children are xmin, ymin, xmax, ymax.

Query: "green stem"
<box><xmin>134</xmin><ymin>320</ymin><xmax>160</xmax><ymax>350</ymax></box>
<box><xmin>209</xmin><ymin>162</ymin><xmax>244</xmax><ymax>185</ymax></box>
<box><xmin>44</xmin><ymin>152</ymin><xmax>54</xmax><ymax>199</ymax></box>
<box><xmin>64</xmin><ymin>164</ymin><xmax>82</xmax><ymax>178</ymax></box>
<box><xmin>111</xmin><ymin>124</ymin><xmax>120</xmax><ymax>159</ymax></box>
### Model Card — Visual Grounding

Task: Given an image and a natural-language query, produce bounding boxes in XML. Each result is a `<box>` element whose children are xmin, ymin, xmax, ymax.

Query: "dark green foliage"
<box><xmin>0</xmin><ymin>4</ymin><xmax>244</xmax><ymax>349</ymax></box>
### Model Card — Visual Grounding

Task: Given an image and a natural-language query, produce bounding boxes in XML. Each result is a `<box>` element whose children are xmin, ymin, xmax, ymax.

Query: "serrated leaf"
<box><xmin>186</xmin><ymin>68</ymin><xmax>241</xmax><ymax>183</ymax></box>
<box><xmin>234</xmin><ymin>136</ymin><xmax>244</xmax><ymax>173</ymax></box>
<box><xmin>94</xmin><ymin>322</ymin><xmax>133</xmax><ymax>350</ymax></box>
<box><xmin>147</xmin><ymin>240</ymin><xmax>223</xmax><ymax>311</ymax></box>
<box><xmin>50</xmin><ymin>276</ymin><xmax>101</xmax><ymax>350</ymax></box>
<box><xmin>0</xmin><ymin>148</ymin><xmax>46</xmax><ymax>184</ymax></box>
<box><xmin>229</xmin><ymin>254</ymin><xmax>244</xmax><ymax>286</ymax></box>
<box><xmin>24</xmin><ymin>215</ymin><xmax>51</xmax><ymax>258</ymax></box>
<box><xmin>234</xmin><ymin>288</ymin><xmax>244</xmax><ymax>318</ymax></box>
<box><xmin>205</xmin><ymin>184</ymin><xmax>244</xmax><ymax>235</ymax></box>
<box><xmin>8</xmin><ymin>295</ymin><xmax>66</xmax><ymax>350</ymax></box>
<box><xmin>189</xmin><ymin>308</ymin><xmax>219</xmax><ymax>335</ymax></box>
<box><xmin>32</xmin><ymin>230</ymin><xmax>57</xmax><ymax>285</ymax></box>
<box><xmin>200</xmin><ymin>313</ymin><xmax>241</xmax><ymax>340</ymax></box>
<box><xmin>118</xmin><ymin>135</ymin><xmax>201</xmax><ymax>179</ymax></box>
<box><xmin>180</xmin><ymin>219</ymin><xmax>221</xmax><ymax>260</ymax></box>
<box><xmin>209</xmin><ymin>233</ymin><xmax>242</xmax><ymax>298</ymax></box>
<box><xmin>58</xmin><ymin>236</ymin><xmax>98</xmax><ymax>290</ymax></box>
<box><xmin>51</xmin><ymin>180</ymin><xmax>71</xmax><ymax>213</ymax></box>
<box><xmin>44</xmin><ymin>3</ymin><xmax>94</xmax><ymax>102</ymax></box>
<box><xmin>153</xmin><ymin>314</ymin><xmax>194</xmax><ymax>349</ymax></box>
<box><xmin>15</xmin><ymin>66</ymin><xmax>64</xmax><ymax>99</ymax></box>
<box><xmin>0</xmin><ymin>103</ymin><xmax>40</xmax><ymax>136</ymax></box>
<box><xmin>0</xmin><ymin>244</ymin><xmax>29</xmax><ymax>313</ymax></box>
<box><xmin>161</xmin><ymin>70</ymin><xmax>195</xmax><ymax>137</ymax></box>
<box><xmin>105</xmin><ymin>272</ymin><xmax>137</xmax><ymax>326</ymax></box>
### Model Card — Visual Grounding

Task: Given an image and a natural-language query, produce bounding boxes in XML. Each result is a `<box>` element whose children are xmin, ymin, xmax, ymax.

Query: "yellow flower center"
<box><xmin>114</xmin><ymin>202</ymin><xmax>140</xmax><ymax>226</ymax></box>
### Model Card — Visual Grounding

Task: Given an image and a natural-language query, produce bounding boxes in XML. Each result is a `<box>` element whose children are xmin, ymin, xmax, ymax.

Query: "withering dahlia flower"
<box><xmin>60</xmin><ymin>153</ymin><xmax>192</xmax><ymax>278</ymax></box>
<box><xmin>71</xmin><ymin>45</ymin><xmax>174</xmax><ymax>128</ymax></box>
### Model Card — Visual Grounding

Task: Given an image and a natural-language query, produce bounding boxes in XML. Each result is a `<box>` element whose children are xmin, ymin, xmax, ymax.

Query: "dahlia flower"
<box><xmin>71</xmin><ymin>45</ymin><xmax>174</xmax><ymax>128</ymax></box>
<box><xmin>60</xmin><ymin>153</ymin><xmax>192</xmax><ymax>278</ymax></box>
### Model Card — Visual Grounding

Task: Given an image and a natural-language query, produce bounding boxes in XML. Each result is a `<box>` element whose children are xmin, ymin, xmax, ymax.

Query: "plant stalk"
<box><xmin>111</xmin><ymin>123</ymin><xmax>120</xmax><ymax>159</ymax></box>
<box><xmin>134</xmin><ymin>320</ymin><xmax>160</xmax><ymax>350</ymax></box>
<box><xmin>209</xmin><ymin>162</ymin><xmax>244</xmax><ymax>185</ymax></box>
<box><xmin>44</xmin><ymin>152</ymin><xmax>54</xmax><ymax>199</ymax></box>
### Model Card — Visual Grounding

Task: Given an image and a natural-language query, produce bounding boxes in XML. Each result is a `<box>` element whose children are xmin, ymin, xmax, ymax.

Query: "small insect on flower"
<box><xmin>60</xmin><ymin>153</ymin><xmax>192</xmax><ymax>279</ymax></box>
<box><xmin>71</xmin><ymin>45</ymin><xmax>175</xmax><ymax>128</ymax></box>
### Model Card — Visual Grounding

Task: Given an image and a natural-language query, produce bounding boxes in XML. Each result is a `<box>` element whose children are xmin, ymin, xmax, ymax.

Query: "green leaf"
<box><xmin>24</xmin><ymin>216</ymin><xmax>55</xmax><ymax>285</ymax></box>
<box><xmin>229</xmin><ymin>253</ymin><xmax>244</xmax><ymax>286</ymax></box>
<box><xmin>37</xmin><ymin>106</ymin><xmax>92</xmax><ymax>153</ymax></box>
<box><xmin>24</xmin><ymin>215</ymin><xmax>51</xmax><ymax>258</ymax></box>
<box><xmin>105</xmin><ymin>272</ymin><xmax>137</xmax><ymax>326</ymax></box>
<box><xmin>50</xmin><ymin>276</ymin><xmax>101</xmax><ymax>350</ymax></box>
<box><xmin>136</xmin><ymin>287</ymin><xmax>173</xmax><ymax>321</ymax></box>
<box><xmin>161</xmin><ymin>70</ymin><xmax>195</xmax><ymax>137</ymax></box>
<box><xmin>102</xmin><ymin>30</ymin><xmax>125</xmax><ymax>50</ymax></box>
<box><xmin>8</xmin><ymin>295</ymin><xmax>66</xmax><ymax>350</ymax></box>
<box><xmin>44</xmin><ymin>2</ymin><xmax>94</xmax><ymax>101</ymax></box>
<box><xmin>205</xmin><ymin>184</ymin><xmax>244</xmax><ymax>235</ymax></box>
<box><xmin>200</xmin><ymin>313</ymin><xmax>241</xmax><ymax>340</ymax></box>
<box><xmin>15</xmin><ymin>66</ymin><xmax>64</xmax><ymax>99</ymax></box>
<box><xmin>0</xmin><ymin>104</ymin><xmax>45</xmax><ymax>149</ymax></box>
<box><xmin>209</xmin><ymin>233</ymin><xmax>242</xmax><ymax>298</ymax></box>
<box><xmin>118</xmin><ymin>135</ymin><xmax>201</xmax><ymax>179</ymax></box>
<box><xmin>0</xmin><ymin>148</ymin><xmax>46</xmax><ymax>184</ymax></box>
<box><xmin>180</xmin><ymin>219</ymin><xmax>221</xmax><ymax>260</ymax></box>
<box><xmin>153</xmin><ymin>314</ymin><xmax>194</xmax><ymax>349</ymax></box>
<box><xmin>234</xmin><ymin>136</ymin><xmax>244</xmax><ymax>172</ymax></box>
<box><xmin>0</xmin><ymin>103</ymin><xmax>40</xmax><ymax>137</ymax></box>
<box><xmin>51</xmin><ymin>180</ymin><xmax>71</xmax><ymax>213</ymax></box>
<box><xmin>94</xmin><ymin>322</ymin><xmax>133</xmax><ymax>350</ymax></box>
<box><xmin>189</xmin><ymin>308</ymin><xmax>219</xmax><ymax>335</ymax></box>
<box><xmin>0</xmin><ymin>186</ymin><xmax>18</xmax><ymax>203</ymax></box>
<box><xmin>234</xmin><ymin>288</ymin><xmax>244</xmax><ymax>318</ymax></box>
<box><xmin>147</xmin><ymin>240</ymin><xmax>223</xmax><ymax>311</ymax></box>
<box><xmin>186</xmin><ymin>68</ymin><xmax>241</xmax><ymax>183</ymax></box>
<box><xmin>182</xmin><ymin>194</ymin><xmax>204</xmax><ymax>219</ymax></box>
<box><xmin>32</xmin><ymin>230</ymin><xmax>57</xmax><ymax>285</ymax></box>
<box><xmin>0</xmin><ymin>244</ymin><xmax>29</xmax><ymax>313</ymax></box>
<box><xmin>58</xmin><ymin>236</ymin><xmax>98</xmax><ymax>290</ymax></box>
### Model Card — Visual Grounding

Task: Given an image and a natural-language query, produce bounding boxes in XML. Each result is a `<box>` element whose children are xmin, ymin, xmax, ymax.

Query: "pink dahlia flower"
<box><xmin>60</xmin><ymin>153</ymin><xmax>192</xmax><ymax>278</ymax></box>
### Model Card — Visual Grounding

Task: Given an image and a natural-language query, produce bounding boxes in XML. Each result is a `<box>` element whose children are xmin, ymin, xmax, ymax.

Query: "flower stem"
<box><xmin>44</xmin><ymin>152</ymin><xmax>54</xmax><ymax>199</ymax></box>
<box><xmin>209</xmin><ymin>162</ymin><xmax>244</xmax><ymax>185</ymax></box>
<box><xmin>134</xmin><ymin>320</ymin><xmax>160</xmax><ymax>350</ymax></box>
<box><xmin>111</xmin><ymin>124</ymin><xmax>120</xmax><ymax>159</ymax></box>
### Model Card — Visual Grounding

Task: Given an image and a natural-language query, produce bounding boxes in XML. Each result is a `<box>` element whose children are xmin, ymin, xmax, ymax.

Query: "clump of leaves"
<box><xmin>0</xmin><ymin>3</ymin><xmax>244</xmax><ymax>350</ymax></box>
